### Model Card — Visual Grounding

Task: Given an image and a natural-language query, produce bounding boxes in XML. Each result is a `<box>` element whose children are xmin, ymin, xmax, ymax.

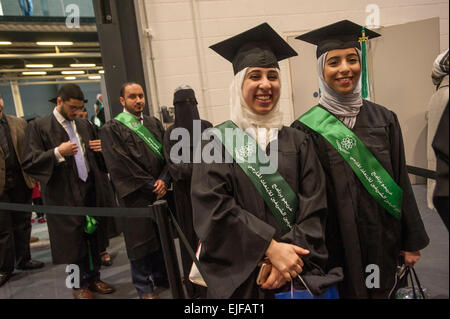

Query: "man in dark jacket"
<box><xmin>0</xmin><ymin>93</ymin><xmax>44</xmax><ymax>287</ymax></box>
<box><xmin>21</xmin><ymin>84</ymin><xmax>115</xmax><ymax>299</ymax></box>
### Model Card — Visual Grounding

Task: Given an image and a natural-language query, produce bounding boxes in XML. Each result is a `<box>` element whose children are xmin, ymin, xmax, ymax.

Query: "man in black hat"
<box><xmin>0</xmin><ymin>93</ymin><xmax>44</xmax><ymax>288</ymax></box>
<box><xmin>21</xmin><ymin>84</ymin><xmax>115</xmax><ymax>299</ymax></box>
<box><xmin>163</xmin><ymin>85</ymin><xmax>212</xmax><ymax>298</ymax></box>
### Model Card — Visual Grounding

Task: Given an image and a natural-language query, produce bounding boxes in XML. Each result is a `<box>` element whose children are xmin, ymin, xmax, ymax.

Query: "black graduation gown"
<box><xmin>99</xmin><ymin>115</ymin><xmax>170</xmax><ymax>261</ymax></box>
<box><xmin>163</xmin><ymin>120</ymin><xmax>212</xmax><ymax>296</ymax></box>
<box><xmin>20</xmin><ymin>114</ymin><xmax>110</xmax><ymax>264</ymax></box>
<box><xmin>88</xmin><ymin>123</ymin><xmax>119</xmax><ymax>253</ymax></box>
<box><xmin>432</xmin><ymin>102</ymin><xmax>449</xmax><ymax>229</ymax></box>
<box><xmin>191</xmin><ymin>126</ymin><xmax>342</xmax><ymax>299</ymax></box>
<box><xmin>291</xmin><ymin>100</ymin><xmax>430</xmax><ymax>298</ymax></box>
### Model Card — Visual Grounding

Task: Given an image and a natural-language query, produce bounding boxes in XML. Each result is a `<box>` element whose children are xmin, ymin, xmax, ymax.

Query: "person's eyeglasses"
<box><xmin>64</xmin><ymin>103</ymin><xmax>85</xmax><ymax>111</ymax></box>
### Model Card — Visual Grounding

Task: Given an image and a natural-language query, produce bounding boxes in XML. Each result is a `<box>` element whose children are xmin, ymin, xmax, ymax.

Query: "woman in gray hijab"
<box><xmin>291</xmin><ymin>20</ymin><xmax>429</xmax><ymax>299</ymax></box>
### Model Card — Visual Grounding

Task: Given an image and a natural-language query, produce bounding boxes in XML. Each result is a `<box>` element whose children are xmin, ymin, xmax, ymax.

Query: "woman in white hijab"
<box><xmin>191</xmin><ymin>23</ymin><xmax>342</xmax><ymax>299</ymax></box>
<box><xmin>292</xmin><ymin>20</ymin><xmax>429</xmax><ymax>299</ymax></box>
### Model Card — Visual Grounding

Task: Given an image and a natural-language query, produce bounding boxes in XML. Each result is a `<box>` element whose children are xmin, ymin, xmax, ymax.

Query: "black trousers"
<box><xmin>0</xmin><ymin>175</ymin><xmax>32</xmax><ymax>273</ymax></box>
<box><xmin>74</xmin><ymin>174</ymin><xmax>102</xmax><ymax>287</ymax></box>
<box><xmin>77</xmin><ymin>232</ymin><xmax>102</xmax><ymax>287</ymax></box>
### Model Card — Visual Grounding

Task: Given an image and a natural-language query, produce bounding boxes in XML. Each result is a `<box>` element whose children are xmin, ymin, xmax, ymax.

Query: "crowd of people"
<box><xmin>0</xmin><ymin>19</ymin><xmax>448</xmax><ymax>300</ymax></box>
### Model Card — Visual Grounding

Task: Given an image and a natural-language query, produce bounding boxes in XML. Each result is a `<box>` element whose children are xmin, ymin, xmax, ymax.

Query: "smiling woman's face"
<box><xmin>323</xmin><ymin>48</ymin><xmax>361</xmax><ymax>95</ymax></box>
<box><xmin>242</xmin><ymin>67</ymin><xmax>280</xmax><ymax>115</ymax></box>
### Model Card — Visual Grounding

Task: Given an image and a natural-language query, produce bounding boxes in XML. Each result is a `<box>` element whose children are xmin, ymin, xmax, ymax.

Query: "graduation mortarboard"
<box><xmin>210</xmin><ymin>23</ymin><xmax>298</xmax><ymax>75</ymax></box>
<box><xmin>296</xmin><ymin>20</ymin><xmax>381</xmax><ymax>58</ymax></box>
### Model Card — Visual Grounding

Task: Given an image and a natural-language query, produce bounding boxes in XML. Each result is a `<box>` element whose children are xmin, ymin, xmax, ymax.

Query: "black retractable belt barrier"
<box><xmin>407</xmin><ymin>165</ymin><xmax>437</xmax><ymax>180</ymax></box>
<box><xmin>167</xmin><ymin>206</ymin><xmax>219</xmax><ymax>299</ymax></box>
<box><xmin>0</xmin><ymin>200</ymin><xmax>186</xmax><ymax>299</ymax></box>
<box><xmin>0</xmin><ymin>202</ymin><xmax>151</xmax><ymax>217</ymax></box>
<box><xmin>152</xmin><ymin>200</ymin><xmax>185</xmax><ymax>299</ymax></box>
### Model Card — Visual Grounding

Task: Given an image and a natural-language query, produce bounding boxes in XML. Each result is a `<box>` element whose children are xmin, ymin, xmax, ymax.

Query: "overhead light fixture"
<box><xmin>98</xmin><ymin>70</ymin><xmax>105</xmax><ymax>74</ymax></box>
<box><xmin>26</xmin><ymin>64</ymin><xmax>54</xmax><ymax>68</ymax></box>
<box><xmin>22</xmin><ymin>71</ymin><xmax>47</xmax><ymax>75</ymax></box>
<box><xmin>36</xmin><ymin>41</ymin><xmax>73</xmax><ymax>46</ymax></box>
<box><xmin>70</xmin><ymin>63</ymin><xmax>96</xmax><ymax>68</ymax></box>
<box><xmin>61</xmin><ymin>71</ymin><xmax>85</xmax><ymax>75</ymax></box>
<box><xmin>64</xmin><ymin>76</ymin><xmax>76</xmax><ymax>80</ymax></box>
<box><xmin>88</xmin><ymin>75</ymin><xmax>101</xmax><ymax>80</ymax></box>
<box><xmin>0</xmin><ymin>41</ymin><xmax>12</xmax><ymax>45</ymax></box>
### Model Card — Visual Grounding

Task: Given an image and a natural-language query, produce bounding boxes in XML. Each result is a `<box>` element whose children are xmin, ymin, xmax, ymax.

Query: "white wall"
<box><xmin>141</xmin><ymin>0</ymin><xmax>449</xmax><ymax>125</ymax></box>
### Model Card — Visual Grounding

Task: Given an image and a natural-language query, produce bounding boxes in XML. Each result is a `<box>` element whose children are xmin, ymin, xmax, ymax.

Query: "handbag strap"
<box><xmin>410</xmin><ymin>267</ymin><xmax>426</xmax><ymax>299</ymax></box>
<box><xmin>408</xmin><ymin>268</ymin><xmax>417</xmax><ymax>299</ymax></box>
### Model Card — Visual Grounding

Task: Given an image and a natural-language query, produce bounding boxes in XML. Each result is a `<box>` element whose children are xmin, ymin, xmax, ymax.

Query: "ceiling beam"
<box><xmin>0</xmin><ymin>67</ymin><xmax>103</xmax><ymax>73</ymax></box>
<box><xmin>0</xmin><ymin>52</ymin><xmax>102</xmax><ymax>59</ymax></box>
<box><xmin>0</xmin><ymin>79</ymin><xmax>100</xmax><ymax>87</ymax></box>
<box><xmin>0</xmin><ymin>74</ymin><xmax>102</xmax><ymax>81</ymax></box>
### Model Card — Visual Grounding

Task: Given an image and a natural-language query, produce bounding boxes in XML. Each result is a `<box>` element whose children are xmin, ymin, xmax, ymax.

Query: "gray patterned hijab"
<box><xmin>317</xmin><ymin>48</ymin><xmax>363</xmax><ymax>129</ymax></box>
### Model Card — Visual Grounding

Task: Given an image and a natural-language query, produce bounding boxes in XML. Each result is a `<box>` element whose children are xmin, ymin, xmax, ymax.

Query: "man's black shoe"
<box><xmin>16</xmin><ymin>260</ymin><xmax>45</xmax><ymax>270</ymax></box>
<box><xmin>0</xmin><ymin>272</ymin><xmax>12</xmax><ymax>287</ymax></box>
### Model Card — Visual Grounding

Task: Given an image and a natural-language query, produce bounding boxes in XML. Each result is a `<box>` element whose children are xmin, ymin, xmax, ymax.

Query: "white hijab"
<box><xmin>317</xmin><ymin>48</ymin><xmax>363</xmax><ymax>129</ymax></box>
<box><xmin>230</xmin><ymin>67</ymin><xmax>284</xmax><ymax>150</ymax></box>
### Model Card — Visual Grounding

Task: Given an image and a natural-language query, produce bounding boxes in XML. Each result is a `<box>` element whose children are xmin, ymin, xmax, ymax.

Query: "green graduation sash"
<box><xmin>299</xmin><ymin>106</ymin><xmax>402</xmax><ymax>220</ymax></box>
<box><xmin>115</xmin><ymin>112</ymin><xmax>165</xmax><ymax>163</ymax></box>
<box><xmin>84</xmin><ymin>216</ymin><xmax>98</xmax><ymax>271</ymax></box>
<box><xmin>213</xmin><ymin>121</ymin><xmax>297</xmax><ymax>234</ymax></box>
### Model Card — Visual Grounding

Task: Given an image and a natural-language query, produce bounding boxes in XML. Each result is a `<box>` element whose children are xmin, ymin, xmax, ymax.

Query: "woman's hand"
<box><xmin>265</xmin><ymin>239</ymin><xmax>310</xmax><ymax>282</ymax></box>
<box><xmin>153</xmin><ymin>179</ymin><xmax>168</xmax><ymax>199</ymax></box>
<box><xmin>260</xmin><ymin>266</ymin><xmax>288</xmax><ymax>290</ymax></box>
<box><xmin>401</xmin><ymin>250</ymin><xmax>421</xmax><ymax>268</ymax></box>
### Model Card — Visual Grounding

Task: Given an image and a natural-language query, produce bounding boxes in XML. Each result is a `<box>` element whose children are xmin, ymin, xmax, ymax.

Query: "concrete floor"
<box><xmin>0</xmin><ymin>185</ymin><xmax>448</xmax><ymax>299</ymax></box>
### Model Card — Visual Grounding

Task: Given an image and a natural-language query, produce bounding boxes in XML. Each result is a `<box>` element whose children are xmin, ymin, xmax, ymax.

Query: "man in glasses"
<box><xmin>21</xmin><ymin>84</ymin><xmax>115</xmax><ymax>299</ymax></box>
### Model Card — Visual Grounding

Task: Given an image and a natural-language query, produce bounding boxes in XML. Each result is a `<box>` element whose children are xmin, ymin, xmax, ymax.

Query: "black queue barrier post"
<box><xmin>152</xmin><ymin>200</ymin><xmax>185</xmax><ymax>299</ymax></box>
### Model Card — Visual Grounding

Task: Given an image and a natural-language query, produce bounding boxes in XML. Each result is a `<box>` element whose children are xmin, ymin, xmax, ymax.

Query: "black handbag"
<box><xmin>390</xmin><ymin>265</ymin><xmax>427</xmax><ymax>299</ymax></box>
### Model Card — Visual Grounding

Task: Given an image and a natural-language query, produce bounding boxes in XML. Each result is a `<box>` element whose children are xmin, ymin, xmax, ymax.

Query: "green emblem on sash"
<box><xmin>213</xmin><ymin>121</ymin><xmax>298</xmax><ymax>234</ymax></box>
<box><xmin>115</xmin><ymin>112</ymin><xmax>165</xmax><ymax>163</ymax></box>
<box><xmin>299</xmin><ymin>106</ymin><xmax>402</xmax><ymax>220</ymax></box>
